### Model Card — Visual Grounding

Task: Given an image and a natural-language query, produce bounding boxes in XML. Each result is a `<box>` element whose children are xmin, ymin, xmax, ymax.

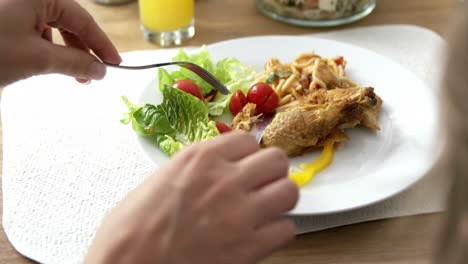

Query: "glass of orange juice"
<box><xmin>139</xmin><ymin>0</ymin><xmax>195</xmax><ymax>46</ymax></box>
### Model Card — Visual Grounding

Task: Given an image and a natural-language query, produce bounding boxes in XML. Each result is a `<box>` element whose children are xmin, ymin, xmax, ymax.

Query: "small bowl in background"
<box><xmin>254</xmin><ymin>0</ymin><xmax>376</xmax><ymax>27</ymax></box>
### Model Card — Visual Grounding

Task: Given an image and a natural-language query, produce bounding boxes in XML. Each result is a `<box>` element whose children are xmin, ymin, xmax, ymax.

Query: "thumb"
<box><xmin>41</xmin><ymin>42</ymin><xmax>107</xmax><ymax>80</ymax></box>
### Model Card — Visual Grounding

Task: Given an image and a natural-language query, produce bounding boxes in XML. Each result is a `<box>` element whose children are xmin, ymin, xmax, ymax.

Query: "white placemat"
<box><xmin>1</xmin><ymin>25</ymin><xmax>449</xmax><ymax>264</ymax></box>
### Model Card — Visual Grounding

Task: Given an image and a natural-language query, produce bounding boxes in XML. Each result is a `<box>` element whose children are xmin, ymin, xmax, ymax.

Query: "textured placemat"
<box><xmin>1</xmin><ymin>25</ymin><xmax>448</xmax><ymax>264</ymax></box>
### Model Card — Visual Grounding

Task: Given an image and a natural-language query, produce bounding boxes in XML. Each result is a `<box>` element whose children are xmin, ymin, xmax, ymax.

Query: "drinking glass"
<box><xmin>139</xmin><ymin>0</ymin><xmax>195</xmax><ymax>46</ymax></box>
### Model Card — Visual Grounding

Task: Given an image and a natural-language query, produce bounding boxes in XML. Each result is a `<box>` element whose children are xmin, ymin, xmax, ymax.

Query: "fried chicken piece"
<box><xmin>360</xmin><ymin>94</ymin><xmax>383</xmax><ymax>130</ymax></box>
<box><xmin>261</xmin><ymin>87</ymin><xmax>382</xmax><ymax>156</ymax></box>
<box><xmin>231</xmin><ymin>103</ymin><xmax>261</xmax><ymax>131</ymax></box>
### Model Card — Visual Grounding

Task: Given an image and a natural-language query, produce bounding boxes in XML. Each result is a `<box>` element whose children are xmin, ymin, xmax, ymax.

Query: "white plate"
<box><xmin>137</xmin><ymin>36</ymin><xmax>441</xmax><ymax>215</ymax></box>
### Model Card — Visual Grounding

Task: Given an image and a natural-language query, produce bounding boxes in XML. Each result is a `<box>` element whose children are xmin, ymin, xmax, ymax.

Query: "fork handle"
<box><xmin>104</xmin><ymin>61</ymin><xmax>189</xmax><ymax>70</ymax></box>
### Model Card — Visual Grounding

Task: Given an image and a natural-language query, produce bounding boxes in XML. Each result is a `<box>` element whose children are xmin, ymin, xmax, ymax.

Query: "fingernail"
<box><xmin>77</xmin><ymin>78</ymin><xmax>91</xmax><ymax>85</ymax></box>
<box><xmin>87</xmin><ymin>61</ymin><xmax>106</xmax><ymax>80</ymax></box>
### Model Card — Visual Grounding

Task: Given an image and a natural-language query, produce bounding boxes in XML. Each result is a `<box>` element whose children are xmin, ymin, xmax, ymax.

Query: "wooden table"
<box><xmin>0</xmin><ymin>0</ymin><xmax>456</xmax><ymax>263</ymax></box>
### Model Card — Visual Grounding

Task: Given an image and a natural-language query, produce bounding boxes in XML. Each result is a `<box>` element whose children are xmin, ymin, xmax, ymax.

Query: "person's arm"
<box><xmin>0</xmin><ymin>0</ymin><xmax>121</xmax><ymax>86</ymax></box>
<box><xmin>0</xmin><ymin>2</ymin><xmax>298</xmax><ymax>263</ymax></box>
<box><xmin>84</xmin><ymin>132</ymin><xmax>298</xmax><ymax>264</ymax></box>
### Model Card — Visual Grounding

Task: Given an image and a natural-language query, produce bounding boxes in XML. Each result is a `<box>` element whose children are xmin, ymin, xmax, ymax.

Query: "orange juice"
<box><xmin>139</xmin><ymin>0</ymin><xmax>194</xmax><ymax>32</ymax></box>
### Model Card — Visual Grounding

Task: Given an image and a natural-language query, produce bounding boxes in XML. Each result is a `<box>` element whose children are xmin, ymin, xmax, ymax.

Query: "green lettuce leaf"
<box><xmin>122</xmin><ymin>86</ymin><xmax>219</xmax><ymax>156</ymax></box>
<box><xmin>172</xmin><ymin>48</ymin><xmax>214</xmax><ymax>73</ymax></box>
<box><xmin>158</xmin><ymin>68</ymin><xmax>175</xmax><ymax>92</ymax></box>
<box><xmin>121</xmin><ymin>96</ymin><xmax>172</xmax><ymax>136</ymax></box>
<box><xmin>156</xmin><ymin>135</ymin><xmax>184</xmax><ymax>156</ymax></box>
<box><xmin>214</xmin><ymin>57</ymin><xmax>243</xmax><ymax>84</ymax></box>
<box><xmin>158</xmin><ymin>85</ymin><xmax>219</xmax><ymax>147</ymax></box>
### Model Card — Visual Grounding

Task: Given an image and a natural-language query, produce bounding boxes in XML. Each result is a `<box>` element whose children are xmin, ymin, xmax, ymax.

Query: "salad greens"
<box><xmin>122</xmin><ymin>86</ymin><xmax>219</xmax><ymax>156</ymax></box>
<box><xmin>122</xmin><ymin>48</ymin><xmax>255</xmax><ymax>156</ymax></box>
<box><xmin>158</xmin><ymin>47</ymin><xmax>256</xmax><ymax>116</ymax></box>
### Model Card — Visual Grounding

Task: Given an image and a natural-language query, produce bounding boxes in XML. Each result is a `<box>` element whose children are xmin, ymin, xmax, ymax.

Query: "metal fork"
<box><xmin>105</xmin><ymin>61</ymin><xmax>230</xmax><ymax>95</ymax></box>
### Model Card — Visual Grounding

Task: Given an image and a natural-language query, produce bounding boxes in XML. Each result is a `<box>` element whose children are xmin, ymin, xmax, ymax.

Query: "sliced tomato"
<box><xmin>173</xmin><ymin>80</ymin><xmax>203</xmax><ymax>100</ymax></box>
<box><xmin>247</xmin><ymin>83</ymin><xmax>279</xmax><ymax>114</ymax></box>
<box><xmin>215</xmin><ymin>121</ymin><xmax>231</xmax><ymax>134</ymax></box>
<box><xmin>229</xmin><ymin>90</ymin><xmax>247</xmax><ymax>116</ymax></box>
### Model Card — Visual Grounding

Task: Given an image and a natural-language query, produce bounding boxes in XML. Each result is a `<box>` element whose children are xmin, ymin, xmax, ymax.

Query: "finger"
<box><xmin>38</xmin><ymin>40</ymin><xmax>106</xmax><ymax>80</ymax></box>
<box><xmin>238</xmin><ymin>147</ymin><xmax>289</xmax><ymax>190</ymax></box>
<box><xmin>42</xmin><ymin>26</ymin><xmax>52</xmax><ymax>42</ymax></box>
<box><xmin>198</xmin><ymin>131</ymin><xmax>259</xmax><ymax>161</ymax></box>
<box><xmin>60</xmin><ymin>28</ymin><xmax>89</xmax><ymax>52</ymax></box>
<box><xmin>247</xmin><ymin>218</ymin><xmax>296</xmax><ymax>262</ymax></box>
<box><xmin>250</xmin><ymin>177</ymin><xmax>298</xmax><ymax>226</ymax></box>
<box><xmin>60</xmin><ymin>29</ymin><xmax>92</xmax><ymax>84</ymax></box>
<box><xmin>45</xmin><ymin>0</ymin><xmax>121</xmax><ymax>64</ymax></box>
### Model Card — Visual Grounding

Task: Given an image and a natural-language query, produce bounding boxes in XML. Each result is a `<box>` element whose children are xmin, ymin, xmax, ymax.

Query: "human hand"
<box><xmin>84</xmin><ymin>132</ymin><xmax>299</xmax><ymax>264</ymax></box>
<box><xmin>0</xmin><ymin>0</ymin><xmax>121</xmax><ymax>86</ymax></box>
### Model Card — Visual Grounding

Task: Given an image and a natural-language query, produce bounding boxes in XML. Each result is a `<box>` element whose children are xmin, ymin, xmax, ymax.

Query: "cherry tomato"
<box><xmin>173</xmin><ymin>80</ymin><xmax>203</xmax><ymax>100</ymax></box>
<box><xmin>215</xmin><ymin>121</ymin><xmax>231</xmax><ymax>134</ymax></box>
<box><xmin>229</xmin><ymin>90</ymin><xmax>247</xmax><ymax>116</ymax></box>
<box><xmin>247</xmin><ymin>83</ymin><xmax>279</xmax><ymax>114</ymax></box>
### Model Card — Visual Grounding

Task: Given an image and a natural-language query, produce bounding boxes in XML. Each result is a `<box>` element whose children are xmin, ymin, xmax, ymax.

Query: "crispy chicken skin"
<box><xmin>261</xmin><ymin>87</ymin><xmax>382</xmax><ymax>156</ymax></box>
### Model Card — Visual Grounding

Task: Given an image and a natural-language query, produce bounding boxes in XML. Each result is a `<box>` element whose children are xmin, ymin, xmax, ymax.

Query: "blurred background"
<box><xmin>81</xmin><ymin>0</ymin><xmax>455</xmax><ymax>50</ymax></box>
<box><xmin>0</xmin><ymin>1</ymin><xmax>461</xmax><ymax>264</ymax></box>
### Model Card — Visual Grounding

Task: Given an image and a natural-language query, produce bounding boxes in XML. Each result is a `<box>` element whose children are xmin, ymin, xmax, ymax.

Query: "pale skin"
<box><xmin>0</xmin><ymin>0</ymin><xmax>300</xmax><ymax>263</ymax></box>
<box><xmin>0</xmin><ymin>0</ymin><xmax>121</xmax><ymax>86</ymax></box>
<box><xmin>84</xmin><ymin>132</ymin><xmax>298</xmax><ymax>264</ymax></box>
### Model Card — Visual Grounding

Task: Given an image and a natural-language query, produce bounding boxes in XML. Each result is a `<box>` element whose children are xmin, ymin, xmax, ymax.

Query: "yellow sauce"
<box><xmin>139</xmin><ymin>0</ymin><xmax>194</xmax><ymax>31</ymax></box>
<box><xmin>289</xmin><ymin>141</ymin><xmax>334</xmax><ymax>187</ymax></box>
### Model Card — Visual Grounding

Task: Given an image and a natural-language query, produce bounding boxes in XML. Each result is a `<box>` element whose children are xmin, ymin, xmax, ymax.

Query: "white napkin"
<box><xmin>1</xmin><ymin>25</ymin><xmax>448</xmax><ymax>264</ymax></box>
